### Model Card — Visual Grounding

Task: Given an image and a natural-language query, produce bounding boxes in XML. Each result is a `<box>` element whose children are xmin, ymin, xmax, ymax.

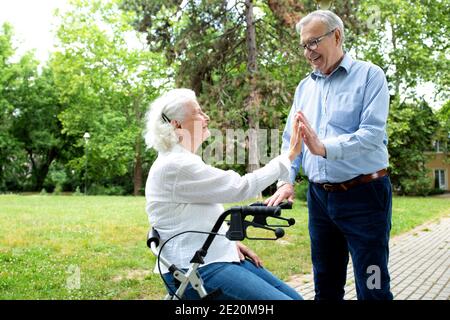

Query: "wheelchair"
<box><xmin>147</xmin><ymin>202</ymin><xmax>296</xmax><ymax>300</ymax></box>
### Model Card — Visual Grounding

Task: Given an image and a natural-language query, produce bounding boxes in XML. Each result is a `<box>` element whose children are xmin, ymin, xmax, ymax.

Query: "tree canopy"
<box><xmin>0</xmin><ymin>0</ymin><xmax>448</xmax><ymax>195</ymax></box>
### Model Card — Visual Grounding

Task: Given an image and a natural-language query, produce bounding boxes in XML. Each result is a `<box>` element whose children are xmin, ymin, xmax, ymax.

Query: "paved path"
<box><xmin>287</xmin><ymin>215</ymin><xmax>450</xmax><ymax>300</ymax></box>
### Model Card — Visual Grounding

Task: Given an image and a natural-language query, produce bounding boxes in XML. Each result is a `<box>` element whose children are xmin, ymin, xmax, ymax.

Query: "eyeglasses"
<box><xmin>300</xmin><ymin>28</ymin><xmax>336</xmax><ymax>51</ymax></box>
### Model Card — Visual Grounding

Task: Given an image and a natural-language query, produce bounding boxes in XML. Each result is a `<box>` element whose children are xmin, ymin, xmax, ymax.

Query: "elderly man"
<box><xmin>266</xmin><ymin>10</ymin><xmax>393</xmax><ymax>300</ymax></box>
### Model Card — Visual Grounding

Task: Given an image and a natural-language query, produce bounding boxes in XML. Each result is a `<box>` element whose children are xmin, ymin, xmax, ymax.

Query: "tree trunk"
<box><xmin>133</xmin><ymin>136</ymin><xmax>143</xmax><ymax>196</ymax></box>
<box><xmin>29</xmin><ymin>148</ymin><xmax>58</xmax><ymax>191</ymax></box>
<box><xmin>390</xmin><ymin>22</ymin><xmax>400</xmax><ymax>97</ymax></box>
<box><xmin>133</xmin><ymin>97</ymin><xmax>144</xmax><ymax>196</ymax></box>
<box><xmin>245</xmin><ymin>0</ymin><xmax>261</xmax><ymax>174</ymax></box>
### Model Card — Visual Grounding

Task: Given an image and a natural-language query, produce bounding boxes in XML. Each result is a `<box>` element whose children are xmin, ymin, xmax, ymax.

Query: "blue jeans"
<box><xmin>308</xmin><ymin>175</ymin><xmax>394</xmax><ymax>300</ymax></box>
<box><xmin>163</xmin><ymin>259</ymin><xmax>303</xmax><ymax>300</ymax></box>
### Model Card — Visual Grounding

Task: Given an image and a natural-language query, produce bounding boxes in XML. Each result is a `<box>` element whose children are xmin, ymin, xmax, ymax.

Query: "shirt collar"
<box><xmin>162</xmin><ymin>143</ymin><xmax>202</xmax><ymax>160</ymax></box>
<box><xmin>310</xmin><ymin>52</ymin><xmax>353</xmax><ymax>80</ymax></box>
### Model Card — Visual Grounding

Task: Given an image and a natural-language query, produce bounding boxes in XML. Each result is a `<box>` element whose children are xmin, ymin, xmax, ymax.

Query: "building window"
<box><xmin>434</xmin><ymin>169</ymin><xmax>446</xmax><ymax>190</ymax></box>
<box><xmin>433</xmin><ymin>140</ymin><xmax>449</xmax><ymax>153</ymax></box>
<box><xmin>433</xmin><ymin>140</ymin><xmax>442</xmax><ymax>152</ymax></box>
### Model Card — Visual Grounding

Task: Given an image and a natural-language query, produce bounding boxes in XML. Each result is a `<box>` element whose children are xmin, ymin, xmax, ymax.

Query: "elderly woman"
<box><xmin>144</xmin><ymin>88</ymin><xmax>303</xmax><ymax>300</ymax></box>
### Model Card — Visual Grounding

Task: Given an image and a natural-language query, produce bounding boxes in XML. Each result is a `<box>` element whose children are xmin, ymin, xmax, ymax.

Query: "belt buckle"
<box><xmin>322</xmin><ymin>183</ymin><xmax>333</xmax><ymax>191</ymax></box>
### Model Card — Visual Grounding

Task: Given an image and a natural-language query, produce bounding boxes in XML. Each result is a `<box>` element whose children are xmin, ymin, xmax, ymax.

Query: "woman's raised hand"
<box><xmin>288</xmin><ymin>114</ymin><xmax>303</xmax><ymax>162</ymax></box>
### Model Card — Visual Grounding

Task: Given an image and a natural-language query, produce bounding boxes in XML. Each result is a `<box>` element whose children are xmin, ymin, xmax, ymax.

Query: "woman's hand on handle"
<box><xmin>264</xmin><ymin>183</ymin><xmax>295</xmax><ymax>207</ymax></box>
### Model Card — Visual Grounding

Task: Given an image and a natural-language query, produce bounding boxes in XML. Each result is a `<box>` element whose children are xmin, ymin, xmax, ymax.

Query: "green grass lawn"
<box><xmin>0</xmin><ymin>194</ymin><xmax>448</xmax><ymax>300</ymax></box>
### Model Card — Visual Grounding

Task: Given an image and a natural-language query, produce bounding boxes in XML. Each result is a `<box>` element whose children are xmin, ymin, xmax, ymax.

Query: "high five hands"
<box><xmin>265</xmin><ymin>113</ymin><xmax>302</xmax><ymax>206</ymax></box>
<box><xmin>264</xmin><ymin>111</ymin><xmax>326</xmax><ymax>206</ymax></box>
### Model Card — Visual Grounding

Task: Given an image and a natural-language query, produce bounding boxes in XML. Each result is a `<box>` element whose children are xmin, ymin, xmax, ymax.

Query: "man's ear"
<box><xmin>334</xmin><ymin>28</ymin><xmax>342</xmax><ymax>46</ymax></box>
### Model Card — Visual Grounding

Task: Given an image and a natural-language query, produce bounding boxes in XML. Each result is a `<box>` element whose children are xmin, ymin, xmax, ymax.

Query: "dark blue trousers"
<box><xmin>307</xmin><ymin>175</ymin><xmax>394</xmax><ymax>300</ymax></box>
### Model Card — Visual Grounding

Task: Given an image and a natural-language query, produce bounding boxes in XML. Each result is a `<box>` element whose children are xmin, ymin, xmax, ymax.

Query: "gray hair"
<box><xmin>143</xmin><ymin>88</ymin><xmax>196</xmax><ymax>152</ymax></box>
<box><xmin>296</xmin><ymin>10</ymin><xmax>345</xmax><ymax>46</ymax></box>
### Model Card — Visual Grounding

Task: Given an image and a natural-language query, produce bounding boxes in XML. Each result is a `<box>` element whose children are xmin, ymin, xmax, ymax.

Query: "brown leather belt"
<box><xmin>314</xmin><ymin>169</ymin><xmax>388</xmax><ymax>192</ymax></box>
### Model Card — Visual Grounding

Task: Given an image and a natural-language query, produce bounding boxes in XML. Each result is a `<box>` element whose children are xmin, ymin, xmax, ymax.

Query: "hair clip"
<box><xmin>161</xmin><ymin>113</ymin><xmax>171</xmax><ymax>123</ymax></box>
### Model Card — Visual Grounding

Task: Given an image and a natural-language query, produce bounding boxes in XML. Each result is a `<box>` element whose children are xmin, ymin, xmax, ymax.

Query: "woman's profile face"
<box><xmin>179</xmin><ymin>99</ymin><xmax>210</xmax><ymax>147</ymax></box>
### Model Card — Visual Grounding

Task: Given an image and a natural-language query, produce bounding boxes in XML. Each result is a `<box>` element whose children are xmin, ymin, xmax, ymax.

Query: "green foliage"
<box><xmin>53</xmin><ymin>185</ymin><xmax>63</xmax><ymax>195</ymax></box>
<box><xmin>44</xmin><ymin>163</ymin><xmax>70</xmax><ymax>194</ymax></box>
<box><xmin>52</xmin><ymin>0</ymin><xmax>166</xmax><ymax>194</ymax></box>
<box><xmin>435</xmin><ymin>100</ymin><xmax>450</xmax><ymax>157</ymax></box>
<box><xmin>387</xmin><ymin>98</ymin><xmax>439</xmax><ymax>195</ymax></box>
<box><xmin>1</xmin><ymin>1</ymin><xmax>448</xmax><ymax>195</ymax></box>
<box><xmin>73</xmin><ymin>186</ymin><xmax>83</xmax><ymax>196</ymax></box>
<box><xmin>353</xmin><ymin>0</ymin><xmax>449</xmax><ymax>101</ymax></box>
<box><xmin>88</xmin><ymin>184</ymin><xmax>127</xmax><ymax>196</ymax></box>
<box><xmin>0</xmin><ymin>22</ymin><xmax>78</xmax><ymax>192</ymax></box>
<box><xmin>294</xmin><ymin>180</ymin><xmax>308</xmax><ymax>202</ymax></box>
<box><xmin>9</xmin><ymin>64</ymin><xmax>75</xmax><ymax>191</ymax></box>
<box><xmin>428</xmin><ymin>188</ymin><xmax>445</xmax><ymax>196</ymax></box>
<box><xmin>122</xmin><ymin>0</ymin><xmax>310</xmax><ymax>173</ymax></box>
<box><xmin>0</xmin><ymin>23</ymin><xmax>29</xmax><ymax>191</ymax></box>
<box><xmin>123</xmin><ymin>0</ymin><xmax>448</xmax><ymax>196</ymax></box>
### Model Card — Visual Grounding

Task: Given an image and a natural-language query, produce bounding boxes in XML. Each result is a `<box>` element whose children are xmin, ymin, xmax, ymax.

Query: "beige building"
<box><xmin>425</xmin><ymin>141</ymin><xmax>450</xmax><ymax>191</ymax></box>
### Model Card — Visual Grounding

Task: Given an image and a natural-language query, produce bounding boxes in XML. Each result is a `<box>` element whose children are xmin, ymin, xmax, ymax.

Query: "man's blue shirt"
<box><xmin>282</xmin><ymin>53</ymin><xmax>390</xmax><ymax>183</ymax></box>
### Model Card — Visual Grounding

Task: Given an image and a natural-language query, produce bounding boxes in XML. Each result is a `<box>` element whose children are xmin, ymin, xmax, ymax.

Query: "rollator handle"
<box><xmin>278</xmin><ymin>201</ymin><xmax>293</xmax><ymax>210</ymax></box>
<box><xmin>249</xmin><ymin>201</ymin><xmax>293</xmax><ymax>210</ymax></box>
<box><xmin>147</xmin><ymin>227</ymin><xmax>161</xmax><ymax>248</ymax></box>
<box><xmin>195</xmin><ymin>202</ymin><xmax>295</xmax><ymax>262</ymax></box>
<box><xmin>241</xmin><ymin>205</ymin><xmax>281</xmax><ymax>217</ymax></box>
<box><xmin>249</xmin><ymin>202</ymin><xmax>296</xmax><ymax>228</ymax></box>
<box><xmin>226</xmin><ymin>211</ymin><xmax>245</xmax><ymax>241</ymax></box>
<box><xmin>225</xmin><ymin>202</ymin><xmax>295</xmax><ymax>241</ymax></box>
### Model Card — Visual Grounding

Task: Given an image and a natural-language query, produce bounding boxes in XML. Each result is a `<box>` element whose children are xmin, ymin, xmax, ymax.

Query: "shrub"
<box><xmin>294</xmin><ymin>180</ymin><xmax>308</xmax><ymax>202</ymax></box>
<box><xmin>88</xmin><ymin>184</ymin><xmax>126</xmax><ymax>196</ymax></box>
<box><xmin>428</xmin><ymin>188</ymin><xmax>446</xmax><ymax>196</ymax></box>
<box><xmin>396</xmin><ymin>175</ymin><xmax>433</xmax><ymax>196</ymax></box>
<box><xmin>73</xmin><ymin>186</ymin><xmax>83</xmax><ymax>196</ymax></box>
<box><xmin>53</xmin><ymin>185</ymin><xmax>63</xmax><ymax>195</ymax></box>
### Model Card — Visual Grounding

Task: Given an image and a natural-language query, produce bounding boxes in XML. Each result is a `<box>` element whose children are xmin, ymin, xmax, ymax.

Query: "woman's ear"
<box><xmin>170</xmin><ymin>119</ymin><xmax>181</xmax><ymax>128</ymax></box>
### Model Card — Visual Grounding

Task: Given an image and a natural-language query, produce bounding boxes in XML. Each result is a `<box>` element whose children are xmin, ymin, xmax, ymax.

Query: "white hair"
<box><xmin>296</xmin><ymin>10</ymin><xmax>345</xmax><ymax>46</ymax></box>
<box><xmin>143</xmin><ymin>88</ymin><xmax>196</xmax><ymax>152</ymax></box>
